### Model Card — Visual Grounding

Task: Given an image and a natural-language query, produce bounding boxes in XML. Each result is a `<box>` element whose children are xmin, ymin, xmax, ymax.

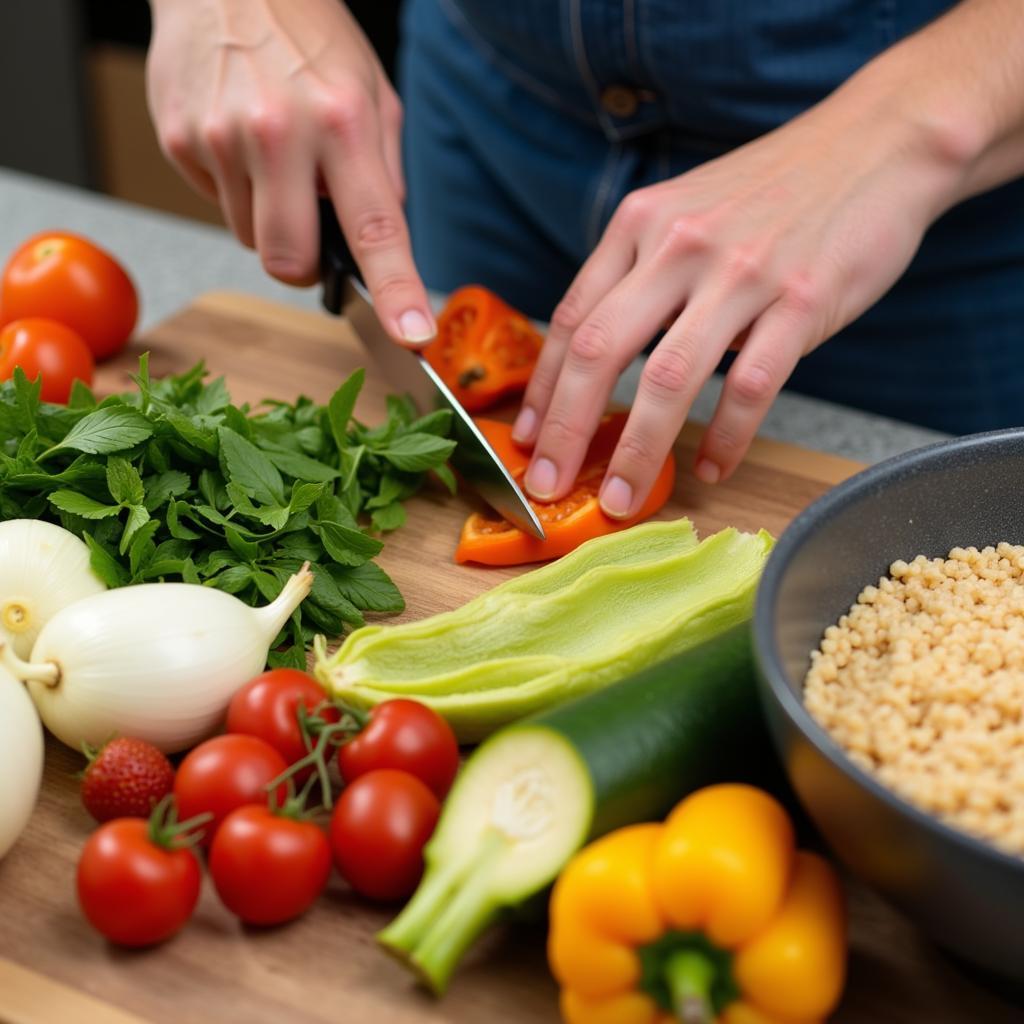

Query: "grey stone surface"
<box><xmin>0</xmin><ymin>167</ymin><xmax>947</xmax><ymax>464</ymax></box>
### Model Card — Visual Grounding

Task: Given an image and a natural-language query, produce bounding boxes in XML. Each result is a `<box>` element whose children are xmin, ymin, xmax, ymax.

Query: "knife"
<box><xmin>318</xmin><ymin>200</ymin><xmax>545</xmax><ymax>540</ymax></box>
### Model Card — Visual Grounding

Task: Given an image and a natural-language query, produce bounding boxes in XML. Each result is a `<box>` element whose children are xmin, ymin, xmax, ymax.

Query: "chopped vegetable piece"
<box><xmin>550</xmin><ymin>786</ymin><xmax>847</xmax><ymax>1024</ymax></box>
<box><xmin>378</xmin><ymin>625</ymin><xmax>777</xmax><ymax>993</ymax></box>
<box><xmin>456</xmin><ymin>413</ymin><xmax>675</xmax><ymax>565</ymax></box>
<box><xmin>422</xmin><ymin>286</ymin><xmax>542</xmax><ymax>412</ymax></box>
<box><xmin>317</xmin><ymin>521</ymin><xmax>772</xmax><ymax>741</ymax></box>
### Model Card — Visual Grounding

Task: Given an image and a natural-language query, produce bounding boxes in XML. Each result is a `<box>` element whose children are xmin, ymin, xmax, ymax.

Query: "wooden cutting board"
<box><xmin>0</xmin><ymin>292</ymin><xmax>1018</xmax><ymax>1024</ymax></box>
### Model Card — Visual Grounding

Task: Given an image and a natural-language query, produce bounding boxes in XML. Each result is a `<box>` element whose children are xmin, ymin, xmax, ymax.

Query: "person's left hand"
<box><xmin>511</xmin><ymin>81</ymin><xmax>966</xmax><ymax>516</ymax></box>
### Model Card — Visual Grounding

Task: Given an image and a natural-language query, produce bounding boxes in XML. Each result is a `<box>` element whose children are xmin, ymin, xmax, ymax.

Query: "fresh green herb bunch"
<box><xmin>0</xmin><ymin>357</ymin><xmax>456</xmax><ymax>667</ymax></box>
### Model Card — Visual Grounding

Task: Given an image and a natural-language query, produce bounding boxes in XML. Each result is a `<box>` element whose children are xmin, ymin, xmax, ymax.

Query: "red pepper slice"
<box><xmin>423</xmin><ymin>286</ymin><xmax>542</xmax><ymax>412</ymax></box>
<box><xmin>456</xmin><ymin>412</ymin><xmax>676</xmax><ymax>566</ymax></box>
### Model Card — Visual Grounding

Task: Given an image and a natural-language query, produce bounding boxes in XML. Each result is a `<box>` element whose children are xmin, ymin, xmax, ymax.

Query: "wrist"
<box><xmin>826</xmin><ymin>45</ymin><xmax>986</xmax><ymax>219</ymax></box>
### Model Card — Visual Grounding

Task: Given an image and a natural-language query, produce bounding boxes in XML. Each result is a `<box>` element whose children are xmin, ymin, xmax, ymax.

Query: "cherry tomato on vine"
<box><xmin>330</xmin><ymin>769</ymin><xmax>440</xmax><ymax>902</ymax></box>
<box><xmin>1</xmin><ymin>231</ymin><xmax>137</xmax><ymax>360</ymax></box>
<box><xmin>76</xmin><ymin>810</ymin><xmax>201</xmax><ymax>947</ymax></box>
<box><xmin>227</xmin><ymin>668</ymin><xmax>339</xmax><ymax>771</ymax></box>
<box><xmin>174</xmin><ymin>735</ymin><xmax>288</xmax><ymax>846</ymax></box>
<box><xmin>337</xmin><ymin>699</ymin><xmax>459</xmax><ymax>800</ymax></box>
<box><xmin>209</xmin><ymin>805</ymin><xmax>332</xmax><ymax>926</ymax></box>
<box><xmin>0</xmin><ymin>317</ymin><xmax>93</xmax><ymax>404</ymax></box>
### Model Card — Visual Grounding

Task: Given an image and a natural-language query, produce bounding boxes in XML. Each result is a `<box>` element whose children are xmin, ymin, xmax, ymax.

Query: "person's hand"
<box><xmin>512</xmin><ymin>80</ymin><xmax>967</xmax><ymax>515</ymax></box>
<box><xmin>146</xmin><ymin>0</ymin><xmax>435</xmax><ymax>343</ymax></box>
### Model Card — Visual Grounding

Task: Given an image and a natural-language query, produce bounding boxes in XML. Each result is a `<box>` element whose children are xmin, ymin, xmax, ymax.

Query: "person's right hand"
<box><xmin>146</xmin><ymin>0</ymin><xmax>435</xmax><ymax>344</ymax></box>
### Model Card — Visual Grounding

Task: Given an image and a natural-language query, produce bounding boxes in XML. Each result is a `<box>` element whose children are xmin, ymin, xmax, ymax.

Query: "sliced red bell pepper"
<box><xmin>423</xmin><ymin>286</ymin><xmax>542</xmax><ymax>412</ymax></box>
<box><xmin>456</xmin><ymin>412</ymin><xmax>676</xmax><ymax>566</ymax></box>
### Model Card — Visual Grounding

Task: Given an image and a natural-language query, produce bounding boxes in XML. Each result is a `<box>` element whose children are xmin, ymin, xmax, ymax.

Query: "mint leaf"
<box><xmin>68</xmin><ymin>378</ymin><xmax>97</xmax><ymax>410</ymax></box>
<box><xmin>120</xmin><ymin>504</ymin><xmax>151</xmax><ymax>555</ymax></box>
<box><xmin>130</xmin><ymin>353</ymin><xmax>151</xmax><ymax>412</ymax></box>
<box><xmin>380</xmin><ymin>433</ymin><xmax>456</xmax><ymax>472</ymax></box>
<box><xmin>144</xmin><ymin>470</ymin><xmax>191</xmax><ymax>511</ymax></box>
<box><xmin>13</xmin><ymin>367</ymin><xmax>41</xmax><ymax>433</ymax></box>
<box><xmin>328</xmin><ymin>369</ymin><xmax>364</xmax><ymax>451</ymax></box>
<box><xmin>48</xmin><ymin>490</ymin><xmax>122</xmax><ymax>519</ymax></box>
<box><xmin>371</xmin><ymin>502</ymin><xmax>406</xmax><ymax>533</ymax></box>
<box><xmin>84</xmin><ymin>533</ymin><xmax>130</xmax><ymax>588</ymax></box>
<box><xmin>106</xmin><ymin>457</ymin><xmax>145</xmax><ymax>506</ymax></box>
<box><xmin>196</xmin><ymin>375</ymin><xmax>230</xmax><ymax>415</ymax></box>
<box><xmin>386</xmin><ymin>393</ymin><xmax>417</xmax><ymax>426</ymax></box>
<box><xmin>225</xmin><ymin>525</ymin><xmax>260</xmax><ymax>562</ymax></box>
<box><xmin>128</xmin><ymin>519</ymin><xmax>160</xmax><ymax>577</ymax></box>
<box><xmin>259</xmin><ymin>442</ymin><xmax>339</xmax><ymax>482</ymax></box>
<box><xmin>316</xmin><ymin>520</ymin><xmax>384</xmax><ymax>566</ymax></box>
<box><xmin>267</xmin><ymin>645</ymin><xmax>308</xmax><ymax>671</ymax></box>
<box><xmin>405</xmin><ymin>409</ymin><xmax>452</xmax><ymax>437</ymax></box>
<box><xmin>44</xmin><ymin>406</ymin><xmax>153</xmax><ymax>457</ymax></box>
<box><xmin>161</xmin><ymin>408</ymin><xmax>218</xmax><ymax>454</ymax></box>
<box><xmin>167</xmin><ymin>499</ymin><xmax>202</xmax><ymax>540</ymax></box>
<box><xmin>218</xmin><ymin>426</ymin><xmax>285</xmax><ymax>507</ymax></box>
<box><xmin>289</xmin><ymin>481</ymin><xmax>327</xmax><ymax>516</ymax></box>
<box><xmin>211</xmin><ymin>564</ymin><xmax>254</xmax><ymax>594</ymax></box>
<box><xmin>306</xmin><ymin>564</ymin><xmax>364</xmax><ymax>626</ymax></box>
<box><xmin>433</xmin><ymin>463</ymin><xmax>458</xmax><ymax>495</ymax></box>
<box><xmin>328</xmin><ymin>562</ymin><xmax>404</xmax><ymax>612</ymax></box>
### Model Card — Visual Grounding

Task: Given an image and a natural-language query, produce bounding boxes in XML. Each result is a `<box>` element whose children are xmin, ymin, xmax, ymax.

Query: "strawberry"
<box><xmin>81</xmin><ymin>738</ymin><xmax>176</xmax><ymax>823</ymax></box>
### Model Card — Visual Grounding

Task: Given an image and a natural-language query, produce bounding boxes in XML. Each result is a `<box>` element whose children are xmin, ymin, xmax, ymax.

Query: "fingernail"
<box><xmin>695</xmin><ymin>458</ymin><xmax>721</xmax><ymax>484</ymax></box>
<box><xmin>512</xmin><ymin>406</ymin><xmax>537</xmax><ymax>443</ymax></box>
<box><xmin>526</xmin><ymin>457</ymin><xmax>557</xmax><ymax>499</ymax></box>
<box><xmin>398</xmin><ymin>309</ymin><xmax>436</xmax><ymax>345</ymax></box>
<box><xmin>600</xmin><ymin>476</ymin><xmax>633</xmax><ymax>518</ymax></box>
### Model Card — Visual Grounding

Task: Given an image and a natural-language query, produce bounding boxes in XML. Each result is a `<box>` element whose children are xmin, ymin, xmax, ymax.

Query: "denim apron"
<box><xmin>399</xmin><ymin>0</ymin><xmax>1024</xmax><ymax>433</ymax></box>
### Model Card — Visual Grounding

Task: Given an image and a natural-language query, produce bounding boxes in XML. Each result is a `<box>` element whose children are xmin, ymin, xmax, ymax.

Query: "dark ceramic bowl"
<box><xmin>754</xmin><ymin>427</ymin><xmax>1024</xmax><ymax>984</ymax></box>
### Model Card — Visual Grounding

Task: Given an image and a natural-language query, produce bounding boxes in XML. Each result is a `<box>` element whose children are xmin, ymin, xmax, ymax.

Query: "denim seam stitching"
<box><xmin>623</xmin><ymin>0</ymin><xmax>643</xmax><ymax>81</ymax></box>
<box><xmin>586</xmin><ymin>141</ymin><xmax>622</xmax><ymax>251</ymax></box>
<box><xmin>567</xmin><ymin>0</ymin><xmax>617</xmax><ymax>138</ymax></box>
<box><xmin>437</xmin><ymin>0</ymin><xmax>601</xmax><ymax>125</ymax></box>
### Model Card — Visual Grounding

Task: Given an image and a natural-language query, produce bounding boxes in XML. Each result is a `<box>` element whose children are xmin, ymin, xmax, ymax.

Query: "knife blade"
<box><xmin>318</xmin><ymin>200</ymin><xmax>545</xmax><ymax>540</ymax></box>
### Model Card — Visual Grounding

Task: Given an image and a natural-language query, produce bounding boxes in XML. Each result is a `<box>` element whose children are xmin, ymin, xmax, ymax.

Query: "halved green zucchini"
<box><xmin>378</xmin><ymin>623</ymin><xmax>771</xmax><ymax>993</ymax></box>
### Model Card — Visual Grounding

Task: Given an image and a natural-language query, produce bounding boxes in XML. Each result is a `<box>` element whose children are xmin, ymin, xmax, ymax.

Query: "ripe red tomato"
<box><xmin>209</xmin><ymin>806</ymin><xmax>332</xmax><ymax>925</ymax></box>
<box><xmin>173</xmin><ymin>735</ymin><xmax>288</xmax><ymax>846</ymax></box>
<box><xmin>227</xmin><ymin>668</ymin><xmax>339</xmax><ymax>770</ymax></box>
<box><xmin>0</xmin><ymin>231</ymin><xmax>137</xmax><ymax>360</ymax></box>
<box><xmin>337</xmin><ymin>699</ymin><xmax>459</xmax><ymax>800</ymax></box>
<box><xmin>0</xmin><ymin>318</ymin><xmax>93</xmax><ymax>404</ymax></box>
<box><xmin>77</xmin><ymin>818</ymin><xmax>201</xmax><ymax>946</ymax></box>
<box><xmin>329</xmin><ymin>770</ymin><xmax>440</xmax><ymax>902</ymax></box>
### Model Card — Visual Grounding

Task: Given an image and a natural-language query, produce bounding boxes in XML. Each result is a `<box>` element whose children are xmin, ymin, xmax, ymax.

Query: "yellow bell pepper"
<box><xmin>548</xmin><ymin>785</ymin><xmax>846</xmax><ymax>1024</ymax></box>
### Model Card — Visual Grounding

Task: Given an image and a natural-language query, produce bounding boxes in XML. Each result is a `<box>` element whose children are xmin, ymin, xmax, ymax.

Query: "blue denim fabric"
<box><xmin>399</xmin><ymin>0</ymin><xmax>1024</xmax><ymax>433</ymax></box>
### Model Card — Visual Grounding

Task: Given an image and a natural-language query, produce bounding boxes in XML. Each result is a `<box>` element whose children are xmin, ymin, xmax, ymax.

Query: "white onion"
<box><xmin>0</xmin><ymin>666</ymin><xmax>44</xmax><ymax>859</ymax></box>
<box><xmin>0</xmin><ymin>520</ymin><xmax>106</xmax><ymax>658</ymax></box>
<box><xmin>1</xmin><ymin>565</ymin><xmax>312</xmax><ymax>754</ymax></box>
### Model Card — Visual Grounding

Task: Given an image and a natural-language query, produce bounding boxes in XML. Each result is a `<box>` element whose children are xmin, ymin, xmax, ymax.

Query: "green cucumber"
<box><xmin>378</xmin><ymin>623</ymin><xmax>771</xmax><ymax>994</ymax></box>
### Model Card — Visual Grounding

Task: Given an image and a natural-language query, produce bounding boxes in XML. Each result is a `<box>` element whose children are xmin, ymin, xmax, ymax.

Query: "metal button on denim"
<box><xmin>600</xmin><ymin>84</ymin><xmax>639</xmax><ymax>118</ymax></box>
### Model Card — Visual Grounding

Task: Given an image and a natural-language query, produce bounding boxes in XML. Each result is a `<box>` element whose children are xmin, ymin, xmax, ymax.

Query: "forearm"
<box><xmin>836</xmin><ymin>0</ymin><xmax>1024</xmax><ymax>210</ymax></box>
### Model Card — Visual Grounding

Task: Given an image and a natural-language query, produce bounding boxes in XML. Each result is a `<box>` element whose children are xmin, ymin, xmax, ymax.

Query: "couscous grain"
<box><xmin>804</xmin><ymin>543</ymin><xmax>1024</xmax><ymax>857</ymax></box>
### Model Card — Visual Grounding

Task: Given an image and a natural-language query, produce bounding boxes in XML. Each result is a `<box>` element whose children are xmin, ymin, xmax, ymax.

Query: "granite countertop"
<box><xmin>0</xmin><ymin>167</ymin><xmax>946</xmax><ymax>465</ymax></box>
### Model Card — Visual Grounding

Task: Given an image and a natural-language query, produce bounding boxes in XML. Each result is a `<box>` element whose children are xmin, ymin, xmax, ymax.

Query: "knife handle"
<box><xmin>319</xmin><ymin>198</ymin><xmax>363</xmax><ymax>315</ymax></box>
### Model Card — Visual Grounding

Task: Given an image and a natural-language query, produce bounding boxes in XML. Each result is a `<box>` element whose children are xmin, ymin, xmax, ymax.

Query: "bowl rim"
<box><xmin>754</xmin><ymin>425</ymin><xmax>1024</xmax><ymax>875</ymax></box>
